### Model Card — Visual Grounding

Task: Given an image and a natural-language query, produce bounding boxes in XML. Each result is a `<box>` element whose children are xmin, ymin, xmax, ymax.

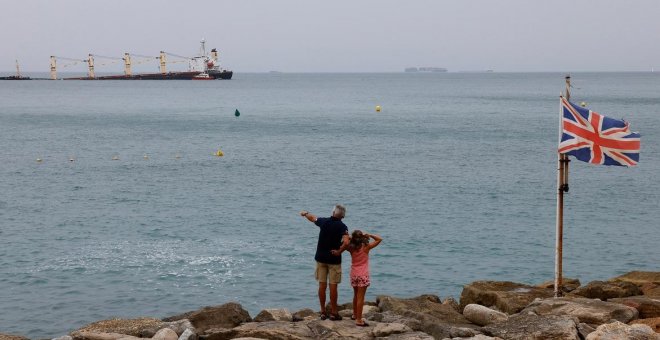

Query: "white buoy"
<box><xmin>175</xmin><ymin>153</ymin><xmax>181</xmax><ymax>159</ymax></box>
<box><xmin>143</xmin><ymin>154</ymin><xmax>149</xmax><ymax>160</ymax></box>
<box><xmin>69</xmin><ymin>157</ymin><xmax>75</xmax><ymax>162</ymax></box>
<box><xmin>112</xmin><ymin>155</ymin><xmax>119</xmax><ymax>161</ymax></box>
<box><xmin>36</xmin><ymin>158</ymin><xmax>43</xmax><ymax>163</ymax></box>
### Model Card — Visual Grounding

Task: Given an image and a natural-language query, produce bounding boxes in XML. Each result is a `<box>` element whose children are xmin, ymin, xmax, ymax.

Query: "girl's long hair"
<box><xmin>348</xmin><ymin>230</ymin><xmax>369</xmax><ymax>252</ymax></box>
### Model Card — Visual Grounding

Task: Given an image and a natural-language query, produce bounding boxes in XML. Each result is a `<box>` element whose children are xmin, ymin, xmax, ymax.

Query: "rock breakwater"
<box><xmin>2</xmin><ymin>271</ymin><xmax>658</xmax><ymax>340</ymax></box>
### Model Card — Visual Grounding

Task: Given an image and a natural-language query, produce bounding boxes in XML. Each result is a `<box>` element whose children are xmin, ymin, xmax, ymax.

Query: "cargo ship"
<box><xmin>404</xmin><ymin>67</ymin><xmax>448</xmax><ymax>73</ymax></box>
<box><xmin>53</xmin><ymin>40</ymin><xmax>232</xmax><ymax>80</ymax></box>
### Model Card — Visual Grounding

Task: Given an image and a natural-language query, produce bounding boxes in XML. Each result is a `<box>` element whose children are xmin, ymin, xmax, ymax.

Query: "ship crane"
<box><xmin>50</xmin><ymin>55</ymin><xmax>87</xmax><ymax>80</ymax></box>
<box><xmin>90</xmin><ymin>54</ymin><xmax>125</xmax><ymax>76</ymax></box>
<box><xmin>121</xmin><ymin>52</ymin><xmax>190</xmax><ymax>75</ymax></box>
<box><xmin>91</xmin><ymin>54</ymin><xmax>123</xmax><ymax>66</ymax></box>
<box><xmin>129</xmin><ymin>54</ymin><xmax>159</xmax><ymax>73</ymax></box>
<box><xmin>160</xmin><ymin>51</ymin><xmax>196</xmax><ymax>74</ymax></box>
<box><xmin>15</xmin><ymin>60</ymin><xmax>21</xmax><ymax>78</ymax></box>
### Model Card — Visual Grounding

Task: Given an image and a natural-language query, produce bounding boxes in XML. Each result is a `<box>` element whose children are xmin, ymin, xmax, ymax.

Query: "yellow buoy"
<box><xmin>580</xmin><ymin>101</ymin><xmax>587</xmax><ymax>107</ymax></box>
<box><xmin>376</xmin><ymin>105</ymin><xmax>381</xmax><ymax>112</ymax></box>
<box><xmin>215</xmin><ymin>149</ymin><xmax>224</xmax><ymax>157</ymax></box>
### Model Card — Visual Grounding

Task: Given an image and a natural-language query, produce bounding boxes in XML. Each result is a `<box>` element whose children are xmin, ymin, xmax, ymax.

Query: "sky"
<box><xmin>1</xmin><ymin>0</ymin><xmax>659</xmax><ymax>73</ymax></box>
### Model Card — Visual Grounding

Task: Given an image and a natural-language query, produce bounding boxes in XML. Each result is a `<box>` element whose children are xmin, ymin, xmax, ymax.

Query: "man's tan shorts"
<box><xmin>315</xmin><ymin>261</ymin><xmax>342</xmax><ymax>284</ymax></box>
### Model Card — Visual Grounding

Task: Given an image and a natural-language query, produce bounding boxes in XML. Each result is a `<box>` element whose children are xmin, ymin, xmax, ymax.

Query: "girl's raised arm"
<box><xmin>366</xmin><ymin>233</ymin><xmax>382</xmax><ymax>250</ymax></box>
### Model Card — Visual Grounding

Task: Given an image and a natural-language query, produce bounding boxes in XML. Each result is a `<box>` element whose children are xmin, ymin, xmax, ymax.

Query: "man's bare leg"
<box><xmin>329</xmin><ymin>283</ymin><xmax>339</xmax><ymax>315</ymax></box>
<box><xmin>318</xmin><ymin>282</ymin><xmax>327</xmax><ymax>316</ymax></box>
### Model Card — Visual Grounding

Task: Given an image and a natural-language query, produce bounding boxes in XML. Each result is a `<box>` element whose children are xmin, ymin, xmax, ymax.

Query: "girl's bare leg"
<box><xmin>352</xmin><ymin>286</ymin><xmax>358</xmax><ymax>319</ymax></box>
<box><xmin>356</xmin><ymin>286</ymin><xmax>367</xmax><ymax>324</ymax></box>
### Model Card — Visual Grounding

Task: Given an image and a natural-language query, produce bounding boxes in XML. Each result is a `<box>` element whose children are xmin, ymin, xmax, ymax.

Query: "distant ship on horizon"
<box><xmin>0</xmin><ymin>60</ymin><xmax>31</xmax><ymax>80</ymax></box>
<box><xmin>405</xmin><ymin>67</ymin><xmax>448</xmax><ymax>73</ymax></box>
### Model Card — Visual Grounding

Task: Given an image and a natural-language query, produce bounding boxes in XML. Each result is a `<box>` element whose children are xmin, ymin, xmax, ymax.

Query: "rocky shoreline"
<box><xmin>2</xmin><ymin>271</ymin><xmax>658</xmax><ymax>340</ymax></box>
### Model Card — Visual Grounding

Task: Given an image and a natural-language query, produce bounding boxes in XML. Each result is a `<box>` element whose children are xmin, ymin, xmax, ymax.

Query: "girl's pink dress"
<box><xmin>349</xmin><ymin>246</ymin><xmax>370</xmax><ymax>287</ymax></box>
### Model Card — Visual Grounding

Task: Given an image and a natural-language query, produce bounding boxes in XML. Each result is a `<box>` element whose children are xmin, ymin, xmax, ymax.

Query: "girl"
<box><xmin>345</xmin><ymin>230</ymin><xmax>382</xmax><ymax>327</ymax></box>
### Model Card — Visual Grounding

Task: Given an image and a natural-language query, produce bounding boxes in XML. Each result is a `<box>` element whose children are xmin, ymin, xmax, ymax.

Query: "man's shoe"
<box><xmin>329</xmin><ymin>314</ymin><xmax>342</xmax><ymax>321</ymax></box>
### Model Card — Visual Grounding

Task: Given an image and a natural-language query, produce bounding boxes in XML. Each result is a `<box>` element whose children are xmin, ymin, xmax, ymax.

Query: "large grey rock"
<box><xmin>443</xmin><ymin>336</ymin><xmax>501</xmax><ymax>340</ymax></box>
<box><xmin>372</xmin><ymin>323</ymin><xmax>413</xmax><ymax>337</ymax></box>
<box><xmin>291</xmin><ymin>308</ymin><xmax>316</xmax><ymax>322</ymax></box>
<box><xmin>377</xmin><ymin>295</ymin><xmax>478</xmax><ymax>339</ymax></box>
<box><xmin>152</xmin><ymin>328</ymin><xmax>178</xmax><ymax>340</ymax></box>
<box><xmin>609</xmin><ymin>296</ymin><xmax>660</xmax><ymax>318</ymax></box>
<box><xmin>572</xmin><ymin>280</ymin><xmax>642</xmax><ymax>300</ymax></box>
<box><xmin>462</xmin><ymin>304</ymin><xmax>508</xmax><ymax>326</ymax></box>
<box><xmin>482</xmin><ymin>313</ymin><xmax>580</xmax><ymax>340</ymax></box>
<box><xmin>522</xmin><ymin>297</ymin><xmax>639</xmax><ymax>325</ymax></box>
<box><xmin>70</xmin><ymin>318</ymin><xmax>164</xmax><ymax>338</ymax></box>
<box><xmin>459</xmin><ymin>281</ymin><xmax>554</xmax><ymax>314</ymax></box>
<box><xmin>585</xmin><ymin>321</ymin><xmax>659</xmax><ymax>340</ymax></box>
<box><xmin>253</xmin><ymin>309</ymin><xmax>293</xmax><ymax>322</ymax></box>
<box><xmin>163</xmin><ymin>302</ymin><xmax>252</xmax><ymax>332</ymax></box>
<box><xmin>378</xmin><ymin>295</ymin><xmax>471</xmax><ymax>324</ymax></box>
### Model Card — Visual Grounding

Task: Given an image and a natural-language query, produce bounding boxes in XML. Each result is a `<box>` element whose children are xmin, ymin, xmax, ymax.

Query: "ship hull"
<box><xmin>62</xmin><ymin>70</ymin><xmax>233</xmax><ymax>80</ymax></box>
<box><xmin>0</xmin><ymin>76</ymin><xmax>31</xmax><ymax>80</ymax></box>
<box><xmin>208</xmin><ymin>70</ymin><xmax>233</xmax><ymax>79</ymax></box>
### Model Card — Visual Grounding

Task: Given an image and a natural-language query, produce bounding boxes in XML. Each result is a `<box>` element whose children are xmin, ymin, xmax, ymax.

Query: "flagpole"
<box><xmin>555</xmin><ymin>75</ymin><xmax>571</xmax><ymax>297</ymax></box>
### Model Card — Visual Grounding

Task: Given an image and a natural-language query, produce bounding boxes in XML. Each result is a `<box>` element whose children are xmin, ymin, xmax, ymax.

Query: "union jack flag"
<box><xmin>559</xmin><ymin>97</ymin><xmax>640</xmax><ymax>166</ymax></box>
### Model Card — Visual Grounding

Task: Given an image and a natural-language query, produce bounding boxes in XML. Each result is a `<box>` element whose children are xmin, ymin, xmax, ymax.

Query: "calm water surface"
<box><xmin>1</xmin><ymin>73</ymin><xmax>658</xmax><ymax>337</ymax></box>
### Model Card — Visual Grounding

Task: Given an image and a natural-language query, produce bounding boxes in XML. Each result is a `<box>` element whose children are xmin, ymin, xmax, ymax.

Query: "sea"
<box><xmin>0</xmin><ymin>72</ymin><xmax>658</xmax><ymax>338</ymax></box>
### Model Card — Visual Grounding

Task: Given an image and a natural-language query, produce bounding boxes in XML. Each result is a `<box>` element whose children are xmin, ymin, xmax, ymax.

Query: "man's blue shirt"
<box><xmin>314</xmin><ymin>216</ymin><xmax>348</xmax><ymax>264</ymax></box>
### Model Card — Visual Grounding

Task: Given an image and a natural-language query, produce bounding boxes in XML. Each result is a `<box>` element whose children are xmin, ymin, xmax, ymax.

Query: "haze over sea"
<box><xmin>1</xmin><ymin>73</ymin><xmax>658</xmax><ymax>338</ymax></box>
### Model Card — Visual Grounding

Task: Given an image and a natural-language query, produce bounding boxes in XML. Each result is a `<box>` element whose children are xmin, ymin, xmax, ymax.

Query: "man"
<box><xmin>300</xmin><ymin>204</ymin><xmax>350</xmax><ymax>320</ymax></box>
